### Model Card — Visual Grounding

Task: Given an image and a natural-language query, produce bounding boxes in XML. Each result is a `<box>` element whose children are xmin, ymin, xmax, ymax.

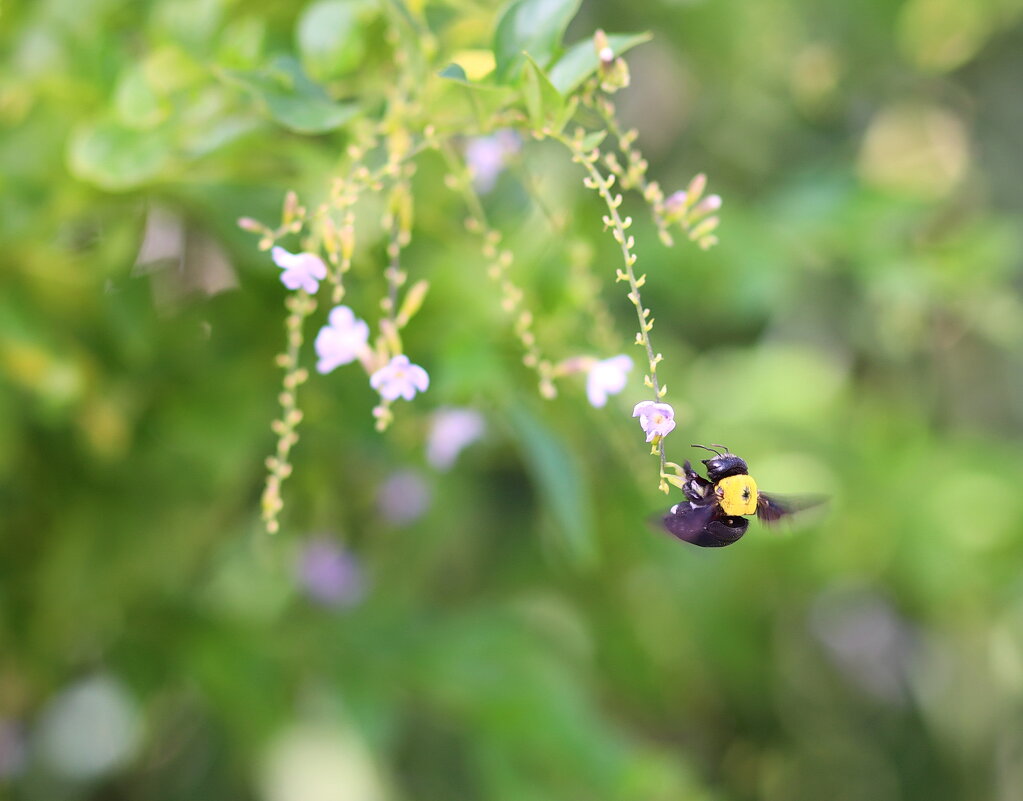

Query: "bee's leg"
<box><xmin>681</xmin><ymin>460</ymin><xmax>713</xmax><ymax>502</ymax></box>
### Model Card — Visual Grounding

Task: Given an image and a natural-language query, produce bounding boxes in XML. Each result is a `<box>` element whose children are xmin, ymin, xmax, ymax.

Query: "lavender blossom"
<box><xmin>586</xmin><ymin>355</ymin><xmax>633</xmax><ymax>408</ymax></box>
<box><xmin>370</xmin><ymin>355</ymin><xmax>429</xmax><ymax>402</ymax></box>
<box><xmin>315</xmin><ymin>305</ymin><xmax>370</xmax><ymax>374</ymax></box>
<box><xmin>632</xmin><ymin>400</ymin><xmax>676</xmax><ymax>441</ymax></box>
<box><xmin>272</xmin><ymin>247</ymin><xmax>328</xmax><ymax>294</ymax></box>
<box><xmin>465</xmin><ymin>130</ymin><xmax>520</xmax><ymax>194</ymax></box>
<box><xmin>427</xmin><ymin>408</ymin><xmax>486</xmax><ymax>470</ymax></box>
<box><xmin>297</xmin><ymin>539</ymin><xmax>366</xmax><ymax>608</ymax></box>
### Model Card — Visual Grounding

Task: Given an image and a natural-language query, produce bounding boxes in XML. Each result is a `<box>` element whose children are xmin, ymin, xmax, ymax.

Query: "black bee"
<box><xmin>662</xmin><ymin>444</ymin><xmax>822</xmax><ymax>547</ymax></box>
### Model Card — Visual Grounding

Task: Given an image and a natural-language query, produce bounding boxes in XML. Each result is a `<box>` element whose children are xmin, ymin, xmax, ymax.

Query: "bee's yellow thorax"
<box><xmin>717</xmin><ymin>474</ymin><xmax>758</xmax><ymax>516</ymax></box>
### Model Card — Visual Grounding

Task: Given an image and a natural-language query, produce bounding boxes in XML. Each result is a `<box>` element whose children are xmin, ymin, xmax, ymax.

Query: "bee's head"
<box><xmin>702</xmin><ymin>454</ymin><xmax>749</xmax><ymax>482</ymax></box>
<box><xmin>692</xmin><ymin>444</ymin><xmax>749</xmax><ymax>482</ymax></box>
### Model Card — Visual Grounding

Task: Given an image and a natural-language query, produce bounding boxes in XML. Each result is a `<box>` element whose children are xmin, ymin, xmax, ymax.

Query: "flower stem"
<box><xmin>583</xmin><ymin>90</ymin><xmax>674</xmax><ymax>247</ymax></box>
<box><xmin>555</xmin><ymin>130</ymin><xmax>670</xmax><ymax>490</ymax></box>
<box><xmin>440</xmin><ymin>143</ymin><xmax>556</xmax><ymax>398</ymax></box>
<box><xmin>262</xmin><ymin>291</ymin><xmax>316</xmax><ymax>533</ymax></box>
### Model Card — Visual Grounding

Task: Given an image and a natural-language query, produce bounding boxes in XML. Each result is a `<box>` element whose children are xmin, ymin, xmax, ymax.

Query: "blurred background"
<box><xmin>3</xmin><ymin>0</ymin><xmax>1023</xmax><ymax>799</ymax></box>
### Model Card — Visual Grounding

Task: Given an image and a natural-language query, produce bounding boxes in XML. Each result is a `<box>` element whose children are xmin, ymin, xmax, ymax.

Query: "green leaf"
<box><xmin>579</xmin><ymin>130</ymin><xmax>607</xmax><ymax>152</ymax></box>
<box><xmin>180</xmin><ymin>106</ymin><xmax>261</xmax><ymax>158</ymax></box>
<box><xmin>438</xmin><ymin>63</ymin><xmax>517</xmax><ymax>124</ymax></box>
<box><xmin>67</xmin><ymin>118</ymin><xmax>174</xmax><ymax>190</ymax></box>
<box><xmin>114</xmin><ymin>65</ymin><xmax>169</xmax><ymax>130</ymax></box>
<box><xmin>523</xmin><ymin>54</ymin><xmax>566</xmax><ymax>132</ymax></box>
<box><xmin>438</xmin><ymin>63</ymin><xmax>469</xmax><ymax>83</ymax></box>
<box><xmin>555</xmin><ymin>95</ymin><xmax>580</xmax><ymax>133</ymax></box>
<box><xmin>438</xmin><ymin>64</ymin><xmax>513</xmax><ymax>95</ymax></box>
<box><xmin>492</xmin><ymin>0</ymin><xmax>581</xmax><ymax>84</ymax></box>
<box><xmin>297</xmin><ymin>0</ymin><xmax>368</xmax><ymax>81</ymax></box>
<box><xmin>221</xmin><ymin>57</ymin><xmax>358</xmax><ymax>134</ymax></box>
<box><xmin>505</xmin><ymin>404</ymin><xmax>596</xmax><ymax>568</ymax></box>
<box><xmin>547</xmin><ymin>32</ymin><xmax>652</xmax><ymax>94</ymax></box>
<box><xmin>262</xmin><ymin>91</ymin><xmax>357</xmax><ymax>135</ymax></box>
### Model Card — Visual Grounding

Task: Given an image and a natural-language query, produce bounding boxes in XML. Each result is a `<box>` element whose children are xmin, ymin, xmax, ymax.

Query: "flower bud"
<box><xmin>664</xmin><ymin>190</ymin><xmax>688</xmax><ymax>219</ymax></box>
<box><xmin>686</xmin><ymin>173</ymin><xmax>707</xmax><ymax>205</ymax></box>
<box><xmin>693</xmin><ymin>194</ymin><xmax>722</xmax><ymax>215</ymax></box>
<box><xmin>237</xmin><ymin>217</ymin><xmax>264</xmax><ymax>233</ymax></box>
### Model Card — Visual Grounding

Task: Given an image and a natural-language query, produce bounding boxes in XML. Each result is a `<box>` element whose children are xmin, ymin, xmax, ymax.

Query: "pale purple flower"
<box><xmin>465</xmin><ymin>130</ymin><xmax>520</xmax><ymax>193</ymax></box>
<box><xmin>586</xmin><ymin>355</ymin><xmax>633</xmax><ymax>408</ymax></box>
<box><xmin>427</xmin><ymin>408</ymin><xmax>486</xmax><ymax>470</ymax></box>
<box><xmin>297</xmin><ymin>539</ymin><xmax>365</xmax><ymax>607</ymax></box>
<box><xmin>632</xmin><ymin>400</ymin><xmax>676</xmax><ymax>442</ymax></box>
<box><xmin>272</xmin><ymin>246</ymin><xmax>327</xmax><ymax>293</ymax></box>
<box><xmin>370</xmin><ymin>355</ymin><xmax>429</xmax><ymax>402</ymax></box>
<box><xmin>809</xmin><ymin>589</ymin><xmax>917</xmax><ymax>704</ymax></box>
<box><xmin>377</xmin><ymin>470</ymin><xmax>431</xmax><ymax>526</ymax></box>
<box><xmin>315</xmin><ymin>305</ymin><xmax>370</xmax><ymax>374</ymax></box>
<box><xmin>0</xmin><ymin>720</ymin><xmax>26</xmax><ymax>779</ymax></box>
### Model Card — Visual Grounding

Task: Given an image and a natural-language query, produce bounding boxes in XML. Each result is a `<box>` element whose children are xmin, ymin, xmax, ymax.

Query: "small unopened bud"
<box><xmin>689</xmin><ymin>215</ymin><xmax>720</xmax><ymax>240</ymax></box>
<box><xmin>602</xmin><ymin>57</ymin><xmax>630</xmax><ymax>92</ymax></box>
<box><xmin>396</xmin><ymin>279</ymin><xmax>429</xmax><ymax>326</ymax></box>
<box><xmin>321</xmin><ymin>216</ymin><xmax>339</xmax><ymax>256</ymax></box>
<box><xmin>686</xmin><ymin>173</ymin><xmax>707</xmax><ymax>205</ymax></box>
<box><xmin>664</xmin><ymin>190</ymin><xmax>688</xmax><ymax>217</ymax></box>
<box><xmin>282</xmin><ymin>190</ymin><xmax>300</xmax><ymax>225</ymax></box>
<box><xmin>237</xmin><ymin>217</ymin><xmax>263</xmax><ymax>233</ymax></box>
<box><xmin>694</xmin><ymin>194</ymin><xmax>722</xmax><ymax>214</ymax></box>
<box><xmin>555</xmin><ymin>355</ymin><xmax>593</xmax><ymax>376</ymax></box>
<box><xmin>599</xmin><ymin>46</ymin><xmax>614</xmax><ymax>65</ymax></box>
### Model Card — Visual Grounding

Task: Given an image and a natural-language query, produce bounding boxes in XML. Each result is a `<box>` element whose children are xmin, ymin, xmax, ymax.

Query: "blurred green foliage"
<box><xmin>2</xmin><ymin>0</ymin><xmax>1023</xmax><ymax>800</ymax></box>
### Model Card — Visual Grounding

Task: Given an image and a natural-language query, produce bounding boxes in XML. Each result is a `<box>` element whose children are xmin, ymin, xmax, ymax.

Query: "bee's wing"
<box><xmin>756</xmin><ymin>492</ymin><xmax>827</xmax><ymax>524</ymax></box>
<box><xmin>662</xmin><ymin>502</ymin><xmax>747</xmax><ymax>547</ymax></box>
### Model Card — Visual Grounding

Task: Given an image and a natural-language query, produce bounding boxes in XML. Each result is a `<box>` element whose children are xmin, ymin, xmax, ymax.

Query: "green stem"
<box><xmin>555</xmin><ymin>132</ymin><xmax>669</xmax><ymax>489</ymax></box>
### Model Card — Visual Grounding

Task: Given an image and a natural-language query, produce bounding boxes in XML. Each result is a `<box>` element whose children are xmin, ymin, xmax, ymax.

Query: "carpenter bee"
<box><xmin>662</xmin><ymin>444</ymin><xmax>823</xmax><ymax>547</ymax></box>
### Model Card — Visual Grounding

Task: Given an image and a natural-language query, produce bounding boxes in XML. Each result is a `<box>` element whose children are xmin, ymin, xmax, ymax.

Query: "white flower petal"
<box><xmin>409</xmin><ymin>365</ymin><xmax>429</xmax><ymax>392</ymax></box>
<box><xmin>633</xmin><ymin>400</ymin><xmax>656</xmax><ymax>417</ymax></box>
<box><xmin>586</xmin><ymin>378</ymin><xmax>608</xmax><ymax>408</ymax></box>
<box><xmin>281</xmin><ymin>270</ymin><xmax>304</xmax><ymax>291</ymax></box>
<box><xmin>370</xmin><ymin>356</ymin><xmax>428</xmax><ymax>402</ymax></box>
<box><xmin>271</xmin><ymin>246</ymin><xmax>293</xmax><ymax>268</ymax></box>
<box><xmin>328</xmin><ymin>305</ymin><xmax>356</xmax><ymax>328</ymax></box>
<box><xmin>633</xmin><ymin>400</ymin><xmax>677</xmax><ymax>441</ymax></box>
<box><xmin>305</xmin><ymin>254</ymin><xmax>328</xmax><ymax>279</ymax></box>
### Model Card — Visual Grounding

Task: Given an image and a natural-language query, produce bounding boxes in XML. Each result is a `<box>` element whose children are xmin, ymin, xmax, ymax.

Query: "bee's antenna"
<box><xmin>710</xmin><ymin>443</ymin><xmax>730</xmax><ymax>454</ymax></box>
<box><xmin>691</xmin><ymin>443</ymin><xmax>724</xmax><ymax>456</ymax></box>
